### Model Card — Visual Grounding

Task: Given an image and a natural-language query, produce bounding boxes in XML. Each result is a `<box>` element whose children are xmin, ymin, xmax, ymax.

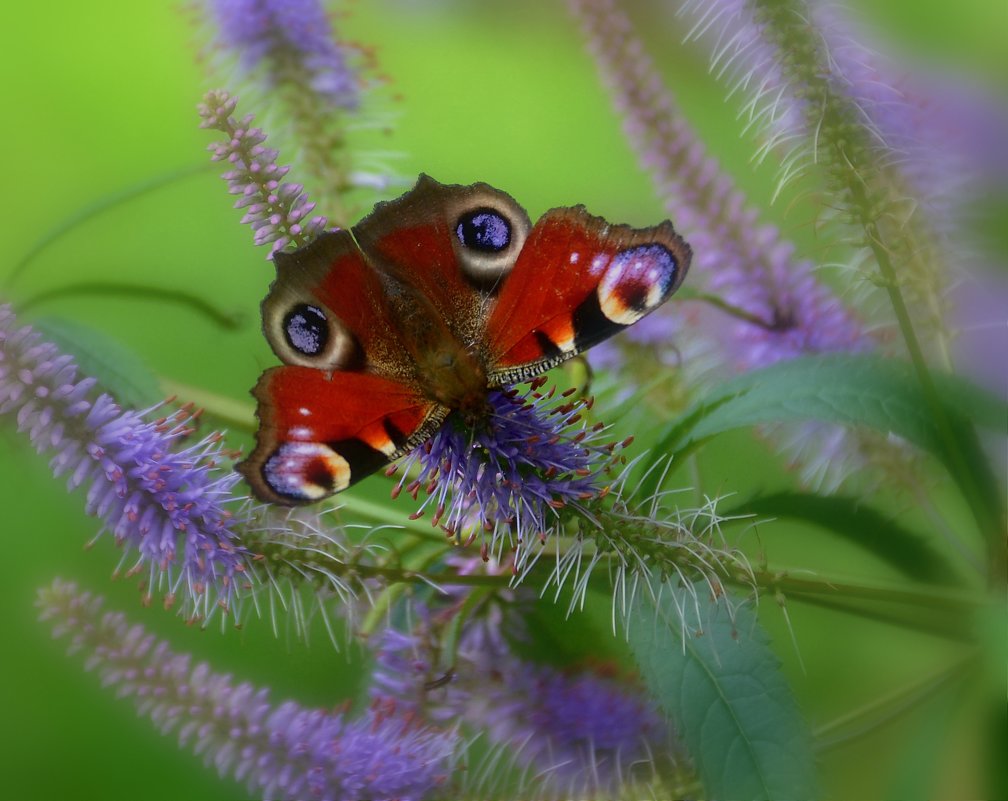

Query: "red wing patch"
<box><xmin>352</xmin><ymin>175</ymin><xmax>532</xmax><ymax>345</ymax></box>
<box><xmin>239</xmin><ymin>366</ymin><xmax>445</xmax><ymax>505</ymax></box>
<box><xmin>484</xmin><ymin>207</ymin><xmax>691</xmax><ymax>384</ymax></box>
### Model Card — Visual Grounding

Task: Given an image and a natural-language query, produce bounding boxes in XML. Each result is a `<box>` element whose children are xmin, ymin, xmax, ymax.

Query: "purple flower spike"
<box><xmin>371</xmin><ymin>586</ymin><xmax>675</xmax><ymax>799</ymax></box>
<box><xmin>199</xmin><ymin>89</ymin><xmax>329</xmax><ymax>255</ymax></box>
<box><xmin>568</xmin><ymin>0</ymin><xmax>871</xmax><ymax>373</ymax></box>
<box><xmin>0</xmin><ymin>306</ymin><xmax>249</xmax><ymax>617</ymax></box>
<box><xmin>683</xmin><ymin>0</ymin><xmax>1008</xmax><ymax>232</ymax></box>
<box><xmin>391</xmin><ymin>380</ymin><xmax>626</xmax><ymax>570</ymax></box>
<box><xmin>39</xmin><ymin>579</ymin><xmax>456</xmax><ymax>801</ymax></box>
<box><xmin>210</xmin><ymin>0</ymin><xmax>358</xmax><ymax>110</ymax></box>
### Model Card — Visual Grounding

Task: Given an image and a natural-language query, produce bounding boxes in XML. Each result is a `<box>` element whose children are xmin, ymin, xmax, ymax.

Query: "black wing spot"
<box><xmin>382</xmin><ymin>418</ymin><xmax>409</xmax><ymax>452</ymax></box>
<box><xmin>283</xmin><ymin>304</ymin><xmax>329</xmax><ymax>356</ymax></box>
<box><xmin>456</xmin><ymin>208</ymin><xmax>511</xmax><ymax>253</ymax></box>
<box><xmin>573</xmin><ymin>291</ymin><xmax>627</xmax><ymax>353</ymax></box>
<box><xmin>533</xmin><ymin>330</ymin><xmax>565</xmax><ymax>361</ymax></box>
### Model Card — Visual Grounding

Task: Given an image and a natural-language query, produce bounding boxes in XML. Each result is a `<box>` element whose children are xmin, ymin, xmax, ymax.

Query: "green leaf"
<box><xmin>627</xmin><ymin>580</ymin><xmax>818</xmax><ymax>801</ymax></box>
<box><xmin>885</xmin><ymin>674</ymin><xmax>968</xmax><ymax>801</ymax></box>
<box><xmin>722</xmin><ymin>492</ymin><xmax>955</xmax><ymax>584</ymax></box>
<box><xmin>673</xmin><ymin>354</ymin><xmax>1004</xmax><ymax>455</ymax></box>
<box><xmin>642</xmin><ymin>355</ymin><xmax>1005</xmax><ymax>543</ymax></box>
<box><xmin>635</xmin><ymin>388</ymin><xmax>744</xmax><ymax>501</ymax></box>
<box><xmin>30</xmin><ymin>316</ymin><xmax>163</xmax><ymax>409</ymax></box>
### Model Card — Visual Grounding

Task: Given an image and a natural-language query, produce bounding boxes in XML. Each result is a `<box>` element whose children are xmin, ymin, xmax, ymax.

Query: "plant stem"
<box><xmin>813</xmin><ymin>653</ymin><xmax>975</xmax><ymax>750</ymax></box>
<box><xmin>863</xmin><ymin>220</ymin><xmax>1005</xmax><ymax>576</ymax></box>
<box><xmin>20</xmin><ymin>282</ymin><xmax>242</xmax><ymax>330</ymax></box>
<box><xmin>748</xmin><ymin>569</ymin><xmax>985</xmax><ymax>612</ymax></box>
<box><xmin>5</xmin><ymin>163</ymin><xmax>213</xmax><ymax>289</ymax></box>
<box><xmin>159</xmin><ymin>378</ymin><xmax>256</xmax><ymax>432</ymax></box>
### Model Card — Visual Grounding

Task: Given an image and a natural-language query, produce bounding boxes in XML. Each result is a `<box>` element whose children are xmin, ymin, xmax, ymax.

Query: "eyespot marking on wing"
<box><xmin>283</xmin><ymin>304</ymin><xmax>329</xmax><ymax>356</ymax></box>
<box><xmin>456</xmin><ymin>208</ymin><xmax>511</xmax><ymax>253</ymax></box>
<box><xmin>451</xmin><ymin>201</ymin><xmax>529</xmax><ymax>289</ymax></box>
<box><xmin>265</xmin><ymin>296</ymin><xmax>362</xmax><ymax>370</ymax></box>
<box><xmin>262</xmin><ymin>442</ymin><xmax>351</xmax><ymax>502</ymax></box>
<box><xmin>597</xmin><ymin>243</ymin><xmax>678</xmax><ymax>325</ymax></box>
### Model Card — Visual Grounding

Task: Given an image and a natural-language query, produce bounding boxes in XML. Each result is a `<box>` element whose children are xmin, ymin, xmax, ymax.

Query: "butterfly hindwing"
<box><xmin>484</xmin><ymin>207</ymin><xmax>691</xmax><ymax>384</ymax></box>
<box><xmin>239</xmin><ymin>366</ymin><xmax>446</xmax><ymax>505</ymax></box>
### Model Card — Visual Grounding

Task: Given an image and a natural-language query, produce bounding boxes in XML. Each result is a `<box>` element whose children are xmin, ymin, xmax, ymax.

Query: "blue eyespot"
<box><xmin>283</xmin><ymin>304</ymin><xmax>329</xmax><ymax>356</ymax></box>
<box><xmin>456</xmin><ymin>209</ymin><xmax>511</xmax><ymax>253</ymax></box>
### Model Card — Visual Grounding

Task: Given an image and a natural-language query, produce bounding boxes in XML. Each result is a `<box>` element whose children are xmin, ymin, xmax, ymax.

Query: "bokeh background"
<box><xmin>1</xmin><ymin>1</ymin><xmax>1005</xmax><ymax>798</ymax></box>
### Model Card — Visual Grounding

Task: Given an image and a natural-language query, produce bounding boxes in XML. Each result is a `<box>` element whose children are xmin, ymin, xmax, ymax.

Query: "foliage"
<box><xmin>1</xmin><ymin>1</ymin><xmax>1004</xmax><ymax>799</ymax></box>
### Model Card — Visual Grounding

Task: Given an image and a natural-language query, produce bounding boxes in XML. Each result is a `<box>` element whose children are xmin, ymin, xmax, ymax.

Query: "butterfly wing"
<box><xmin>243</xmin><ymin>177</ymin><xmax>691</xmax><ymax>504</ymax></box>
<box><xmin>246</xmin><ymin>177</ymin><xmax>530</xmax><ymax>503</ymax></box>
<box><xmin>239</xmin><ymin>366</ymin><xmax>446</xmax><ymax>505</ymax></box>
<box><xmin>352</xmin><ymin>174</ymin><xmax>532</xmax><ymax>346</ymax></box>
<box><xmin>260</xmin><ymin>228</ymin><xmax>416</xmax><ymax>378</ymax></box>
<box><xmin>483</xmin><ymin>206</ymin><xmax>691</xmax><ymax>384</ymax></box>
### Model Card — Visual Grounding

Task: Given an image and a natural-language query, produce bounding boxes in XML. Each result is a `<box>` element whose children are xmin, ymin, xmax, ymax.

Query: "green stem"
<box><xmin>862</xmin><ymin>219</ymin><xmax>1004</xmax><ymax>575</ymax></box>
<box><xmin>19</xmin><ymin>282</ymin><xmax>243</xmax><ymax>330</ymax></box>
<box><xmin>5</xmin><ymin>163</ymin><xmax>213</xmax><ymax>289</ymax></box>
<box><xmin>746</xmin><ymin>568</ymin><xmax>986</xmax><ymax>614</ymax></box>
<box><xmin>275</xmin><ymin>52</ymin><xmax>353</xmax><ymax>228</ymax></box>
<box><xmin>779</xmin><ymin>591</ymin><xmax>971</xmax><ymax>641</ymax></box>
<box><xmin>814</xmin><ymin>653</ymin><xmax>975</xmax><ymax>750</ymax></box>
<box><xmin>159</xmin><ymin>378</ymin><xmax>255</xmax><ymax>432</ymax></box>
<box><xmin>677</xmin><ymin>288</ymin><xmax>778</xmax><ymax>329</ymax></box>
<box><xmin>752</xmin><ymin>0</ymin><xmax>1004</xmax><ymax>574</ymax></box>
<box><xmin>320</xmin><ymin>560</ymin><xmax>508</xmax><ymax>588</ymax></box>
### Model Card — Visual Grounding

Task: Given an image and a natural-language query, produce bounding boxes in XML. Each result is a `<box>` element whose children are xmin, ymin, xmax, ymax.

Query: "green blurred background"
<box><xmin>1</xmin><ymin>1</ymin><xmax>1005</xmax><ymax>798</ymax></box>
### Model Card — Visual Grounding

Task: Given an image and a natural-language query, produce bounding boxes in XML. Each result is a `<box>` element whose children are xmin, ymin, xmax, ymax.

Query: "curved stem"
<box><xmin>863</xmin><ymin>219</ymin><xmax>1005</xmax><ymax>577</ymax></box>
<box><xmin>678</xmin><ymin>288</ymin><xmax>778</xmax><ymax>329</ymax></box>
<box><xmin>159</xmin><ymin>378</ymin><xmax>256</xmax><ymax>432</ymax></box>
<box><xmin>6</xmin><ymin>163</ymin><xmax>213</xmax><ymax>289</ymax></box>
<box><xmin>747</xmin><ymin>568</ymin><xmax>986</xmax><ymax>613</ymax></box>
<box><xmin>814</xmin><ymin>653</ymin><xmax>975</xmax><ymax>750</ymax></box>
<box><xmin>19</xmin><ymin>282</ymin><xmax>243</xmax><ymax>330</ymax></box>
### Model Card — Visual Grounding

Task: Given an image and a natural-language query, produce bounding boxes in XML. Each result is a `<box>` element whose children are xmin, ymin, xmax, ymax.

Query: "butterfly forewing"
<box><xmin>262</xmin><ymin>230</ymin><xmax>416</xmax><ymax>378</ymax></box>
<box><xmin>352</xmin><ymin>175</ymin><xmax>532</xmax><ymax>346</ymax></box>
<box><xmin>484</xmin><ymin>207</ymin><xmax>691</xmax><ymax>385</ymax></box>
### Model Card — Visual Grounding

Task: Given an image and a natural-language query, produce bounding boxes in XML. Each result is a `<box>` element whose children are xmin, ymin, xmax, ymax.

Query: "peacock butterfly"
<box><xmin>239</xmin><ymin>175</ymin><xmax>691</xmax><ymax>504</ymax></box>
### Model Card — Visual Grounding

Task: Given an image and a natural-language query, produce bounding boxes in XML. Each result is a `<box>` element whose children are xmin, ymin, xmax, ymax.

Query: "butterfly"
<box><xmin>239</xmin><ymin>175</ymin><xmax>691</xmax><ymax>505</ymax></box>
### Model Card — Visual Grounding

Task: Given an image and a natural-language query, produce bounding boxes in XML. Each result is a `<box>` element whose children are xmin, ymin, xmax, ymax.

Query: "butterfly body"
<box><xmin>240</xmin><ymin>176</ymin><xmax>691</xmax><ymax>504</ymax></box>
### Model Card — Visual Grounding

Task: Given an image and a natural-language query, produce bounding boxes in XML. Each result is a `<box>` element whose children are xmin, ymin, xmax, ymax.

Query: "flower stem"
<box><xmin>864</xmin><ymin>221</ymin><xmax>1005</xmax><ymax>576</ymax></box>
<box><xmin>751</xmin><ymin>0</ymin><xmax>1005</xmax><ymax>575</ymax></box>
<box><xmin>5</xmin><ymin>163</ymin><xmax>214</xmax><ymax>289</ymax></box>
<box><xmin>678</xmin><ymin>288</ymin><xmax>779</xmax><ymax>329</ymax></box>
<box><xmin>19</xmin><ymin>282</ymin><xmax>242</xmax><ymax>330</ymax></box>
<box><xmin>813</xmin><ymin>653</ymin><xmax>976</xmax><ymax>750</ymax></box>
<box><xmin>748</xmin><ymin>567</ymin><xmax>985</xmax><ymax>611</ymax></box>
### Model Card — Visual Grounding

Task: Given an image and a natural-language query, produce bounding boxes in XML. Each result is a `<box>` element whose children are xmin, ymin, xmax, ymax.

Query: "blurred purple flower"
<box><xmin>568</xmin><ymin>0</ymin><xmax>871</xmax><ymax>374</ymax></box>
<box><xmin>683</xmin><ymin>0</ymin><xmax>1008</xmax><ymax>227</ymax></box>
<box><xmin>567</xmin><ymin>0</ymin><xmax>936</xmax><ymax>492</ymax></box>
<box><xmin>370</xmin><ymin>583</ymin><xmax>673</xmax><ymax>799</ymax></box>
<box><xmin>391</xmin><ymin>381</ymin><xmax>626</xmax><ymax>568</ymax></box>
<box><xmin>676</xmin><ymin>0</ymin><xmax>1008</xmax><ymax>365</ymax></box>
<box><xmin>0</xmin><ymin>306</ymin><xmax>248</xmax><ymax>616</ymax></box>
<box><xmin>199</xmin><ymin>89</ymin><xmax>329</xmax><ymax>255</ymax></box>
<box><xmin>39</xmin><ymin>578</ymin><xmax>456</xmax><ymax>801</ymax></box>
<box><xmin>209</xmin><ymin>0</ymin><xmax>358</xmax><ymax>109</ymax></box>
